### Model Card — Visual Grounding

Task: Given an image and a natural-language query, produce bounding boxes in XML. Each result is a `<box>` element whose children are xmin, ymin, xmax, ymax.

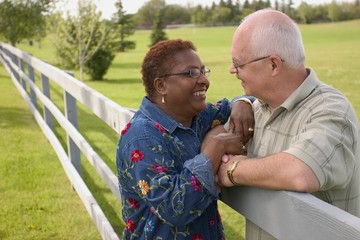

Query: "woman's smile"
<box><xmin>193</xmin><ymin>89</ymin><xmax>206</xmax><ymax>97</ymax></box>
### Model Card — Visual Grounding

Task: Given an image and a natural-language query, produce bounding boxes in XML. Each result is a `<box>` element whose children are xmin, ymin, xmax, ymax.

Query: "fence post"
<box><xmin>20</xmin><ymin>59</ymin><xmax>27</xmax><ymax>90</ymax></box>
<box><xmin>41</xmin><ymin>74</ymin><xmax>53</xmax><ymax>130</ymax></box>
<box><xmin>64</xmin><ymin>71</ymin><xmax>82</xmax><ymax>176</ymax></box>
<box><xmin>28</xmin><ymin>65</ymin><xmax>37</xmax><ymax>108</ymax></box>
<box><xmin>11</xmin><ymin>53</ymin><xmax>20</xmax><ymax>84</ymax></box>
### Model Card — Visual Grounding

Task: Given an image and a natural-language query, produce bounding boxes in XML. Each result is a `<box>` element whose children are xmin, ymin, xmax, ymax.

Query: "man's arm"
<box><xmin>218</xmin><ymin>152</ymin><xmax>320</xmax><ymax>193</ymax></box>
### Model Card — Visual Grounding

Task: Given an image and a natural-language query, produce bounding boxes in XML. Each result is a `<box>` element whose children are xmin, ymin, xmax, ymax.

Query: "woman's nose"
<box><xmin>197</xmin><ymin>73</ymin><xmax>210</xmax><ymax>85</ymax></box>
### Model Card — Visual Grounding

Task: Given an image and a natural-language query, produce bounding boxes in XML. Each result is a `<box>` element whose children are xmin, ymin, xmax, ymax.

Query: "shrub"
<box><xmin>85</xmin><ymin>48</ymin><xmax>115</xmax><ymax>80</ymax></box>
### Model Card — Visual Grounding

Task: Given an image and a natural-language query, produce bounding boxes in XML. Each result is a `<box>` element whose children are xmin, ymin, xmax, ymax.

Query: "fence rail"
<box><xmin>1</xmin><ymin>42</ymin><xmax>360</xmax><ymax>240</ymax></box>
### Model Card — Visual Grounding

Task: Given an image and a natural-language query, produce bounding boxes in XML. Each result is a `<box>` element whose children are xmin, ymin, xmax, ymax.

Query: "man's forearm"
<box><xmin>223</xmin><ymin>152</ymin><xmax>320</xmax><ymax>192</ymax></box>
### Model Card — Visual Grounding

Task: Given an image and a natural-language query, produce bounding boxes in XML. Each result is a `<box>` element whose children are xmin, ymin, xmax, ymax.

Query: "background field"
<box><xmin>1</xmin><ymin>19</ymin><xmax>359</xmax><ymax>239</ymax></box>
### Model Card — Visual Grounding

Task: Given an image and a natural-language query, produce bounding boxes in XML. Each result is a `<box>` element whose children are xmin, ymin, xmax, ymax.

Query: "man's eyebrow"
<box><xmin>232</xmin><ymin>58</ymin><xmax>240</xmax><ymax>64</ymax></box>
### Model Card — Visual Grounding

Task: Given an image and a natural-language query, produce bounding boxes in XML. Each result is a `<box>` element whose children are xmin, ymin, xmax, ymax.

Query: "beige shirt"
<box><xmin>245</xmin><ymin>68</ymin><xmax>360</xmax><ymax>239</ymax></box>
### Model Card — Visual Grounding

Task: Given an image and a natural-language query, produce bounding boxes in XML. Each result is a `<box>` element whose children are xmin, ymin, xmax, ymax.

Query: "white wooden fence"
<box><xmin>1</xmin><ymin>42</ymin><xmax>360</xmax><ymax>240</ymax></box>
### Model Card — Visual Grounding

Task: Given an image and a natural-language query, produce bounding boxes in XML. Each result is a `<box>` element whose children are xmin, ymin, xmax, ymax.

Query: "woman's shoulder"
<box><xmin>120</xmin><ymin>114</ymin><xmax>168</xmax><ymax>143</ymax></box>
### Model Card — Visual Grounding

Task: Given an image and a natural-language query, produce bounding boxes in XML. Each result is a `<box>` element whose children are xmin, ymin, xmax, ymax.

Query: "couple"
<box><xmin>116</xmin><ymin>9</ymin><xmax>359</xmax><ymax>240</ymax></box>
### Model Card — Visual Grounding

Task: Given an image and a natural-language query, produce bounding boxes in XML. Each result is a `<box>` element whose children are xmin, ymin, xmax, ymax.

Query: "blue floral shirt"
<box><xmin>116</xmin><ymin>96</ymin><xmax>231</xmax><ymax>240</ymax></box>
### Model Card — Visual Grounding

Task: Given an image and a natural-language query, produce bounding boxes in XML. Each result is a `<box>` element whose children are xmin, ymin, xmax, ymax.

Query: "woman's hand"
<box><xmin>201</xmin><ymin>126</ymin><xmax>244</xmax><ymax>173</ymax></box>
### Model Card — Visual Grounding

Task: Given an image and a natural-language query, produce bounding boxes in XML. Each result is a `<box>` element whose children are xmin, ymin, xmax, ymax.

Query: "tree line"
<box><xmin>0</xmin><ymin>0</ymin><xmax>359</xmax><ymax>81</ymax></box>
<box><xmin>134</xmin><ymin>0</ymin><xmax>360</xmax><ymax>27</ymax></box>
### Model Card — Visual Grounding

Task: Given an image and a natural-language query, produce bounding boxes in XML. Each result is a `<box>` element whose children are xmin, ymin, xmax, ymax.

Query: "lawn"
<box><xmin>0</xmin><ymin>66</ymin><xmax>102</xmax><ymax>239</ymax></box>
<box><xmin>1</xmin><ymin>19</ymin><xmax>360</xmax><ymax>240</ymax></box>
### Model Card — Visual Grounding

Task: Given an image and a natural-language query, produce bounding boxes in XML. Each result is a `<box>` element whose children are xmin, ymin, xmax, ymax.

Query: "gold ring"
<box><xmin>248</xmin><ymin>128</ymin><xmax>254</xmax><ymax>132</ymax></box>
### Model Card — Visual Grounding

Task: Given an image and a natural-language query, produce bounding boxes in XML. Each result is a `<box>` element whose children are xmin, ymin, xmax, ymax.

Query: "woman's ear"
<box><xmin>154</xmin><ymin>77</ymin><xmax>167</xmax><ymax>95</ymax></box>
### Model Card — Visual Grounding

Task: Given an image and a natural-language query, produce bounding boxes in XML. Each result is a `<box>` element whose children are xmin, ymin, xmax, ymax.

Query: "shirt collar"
<box><xmin>259</xmin><ymin>68</ymin><xmax>321</xmax><ymax>112</ymax></box>
<box><xmin>281</xmin><ymin>68</ymin><xmax>320</xmax><ymax>111</ymax></box>
<box><xmin>139</xmin><ymin>97</ymin><xmax>190</xmax><ymax>133</ymax></box>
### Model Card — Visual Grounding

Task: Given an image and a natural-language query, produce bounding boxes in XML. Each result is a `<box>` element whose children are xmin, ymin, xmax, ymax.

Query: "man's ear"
<box><xmin>270</xmin><ymin>55</ymin><xmax>283</xmax><ymax>76</ymax></box>
<box><xmin>154</xmin><ymin>77</ymin><xmax>167</xmax><ymax>95</ymax></box>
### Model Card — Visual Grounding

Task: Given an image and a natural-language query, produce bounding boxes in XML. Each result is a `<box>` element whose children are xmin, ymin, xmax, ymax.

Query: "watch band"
<box><xmin>233</xmin><ymin>97</ymin><xmax>253</xmax><ymax>106</ymax></box>
<box><xmin>227</xmin><ymin>160</ymin><xmax>240</xmax><ymax>185</ymax></box>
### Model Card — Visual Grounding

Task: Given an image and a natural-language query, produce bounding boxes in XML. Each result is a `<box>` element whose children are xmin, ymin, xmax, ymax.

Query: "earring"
<box><xmin>161</xmin><ymin>95</ymin><xmax>165</xmax><ymax>104</ymax></box>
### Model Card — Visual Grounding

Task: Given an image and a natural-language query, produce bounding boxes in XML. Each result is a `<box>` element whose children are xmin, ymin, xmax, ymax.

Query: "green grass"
<box><xmin>2</xmin><ymin>19</ymin><xmax>360</xmax><ymax>240</ymax></box>
<box><xmin>0</xmin><ymin>67</ymin><xmax>101</xmax><ymax>239</ymax></box>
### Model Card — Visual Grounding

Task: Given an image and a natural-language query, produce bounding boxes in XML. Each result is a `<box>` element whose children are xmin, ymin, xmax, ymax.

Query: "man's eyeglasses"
<box><xmin>233</xmin><ymin>55</ymin><xmax>285</xmax><ymax>74</ymax></box>
<box><xmin>233</xmin><ymin>56</ymin><xmax>270</xmax><ymax>72</ymax></box>
<box><xmin>159</xmin><ymin>68</ymin><xmax>211</xmax><ymax>79</ymax></box>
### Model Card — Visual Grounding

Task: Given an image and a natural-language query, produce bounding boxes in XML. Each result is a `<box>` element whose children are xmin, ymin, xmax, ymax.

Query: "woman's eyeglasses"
<box><xmin>159</xmin><ymin>68</ymin><xmax>211</xmax><ymax>79</ymax></box>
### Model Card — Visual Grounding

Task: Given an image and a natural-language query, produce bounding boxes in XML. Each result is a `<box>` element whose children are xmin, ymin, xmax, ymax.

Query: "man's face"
<box><xmin>230</xmin><ymin>29</ymin><xmax>272</xmax><ymax>100</ymax></box>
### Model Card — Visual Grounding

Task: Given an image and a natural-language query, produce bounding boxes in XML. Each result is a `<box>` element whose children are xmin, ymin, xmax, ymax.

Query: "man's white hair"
<box><xmin>242</xmin><ymin>9</ymin><xmax>306</xmax><ymax>69</ymax></box>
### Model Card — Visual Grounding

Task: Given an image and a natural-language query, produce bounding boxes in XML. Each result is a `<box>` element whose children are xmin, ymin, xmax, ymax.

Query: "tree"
<box><xmin>0</xmin><ymin>0</ymin><xmax>50</xmax><ymax>46</ymax></box>
<box><xmin>113</xmin><ymin>0</ymin><xmax>136</xmax><ymax>52</ymax></box>
<box><xmin>243</xmin><ymin>0</ymin><xmax>251</xmax><ymax>9</ymax></box>
<box><xmin>211</xmin><ymin>6</ymin><xmax>232</xmax><ymax>24</ymax></box>
<box><xmin>297</xmin><ymin>2</ymin><xmax>314</xmax><ymax>24</ymax></box>
<box><xmin>231</xmin><ymin>0</ymin><xmax>242</xmax><ymax>23</ymax></box>
<box><xmin>84</xmin><ymin>47</ymin><xmax>115</xmax><ymax>80</ymax></box>
<box><xmin>191</xmin><ymin>5</ymin><xmax>208</xmax><ymax>25</ymax></box>
<box><xmin>135</xmin><ymin>0</ymin><xmax>166</xmax><ymax>28</ymax></box>
<box><xmin>328</xmin><ymin>1</ymin><xmax>347</xmax><ymax>22</ymax></box>
<box><xmin>274</xmin><ymin>0</ymin><xmax>280</xmax><ymax>10</ymax></box>
<box><xmin>149</xmin><ymin>10</ymin><xmax>168</xmax><ymax>47</ymax></box>
<box><xmin>163</xmin><ymin>4</ymin><xmax>191</xmax><ymax>25</ymax></box>
<box><xmin>355</xmin><ymin>0</ymin><xmax>360</xmax><ymax>18</ymax></box>
<box><xmin>285</xmin><ymin>0</ymin><xmax>295</xmax><ymax>19</ymax></box>
<box><xmin>242</xmin><ymin>0</ymin><xmax>254</xmax><ymax>19</ymax></box>
<box><xmin>53</xmin><ymin>0</ymin><xmax>113</xmax><ymax>81</ymax></box>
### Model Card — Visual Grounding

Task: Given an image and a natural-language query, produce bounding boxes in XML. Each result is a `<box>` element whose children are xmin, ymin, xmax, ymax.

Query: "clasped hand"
<box><xmin>201</xmin><ymin>130</ymin><xmax>244</xmax><ymax>173</ymax></box>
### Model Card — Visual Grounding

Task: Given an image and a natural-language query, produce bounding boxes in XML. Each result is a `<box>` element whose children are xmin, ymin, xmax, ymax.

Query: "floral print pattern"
<box><xmin>155</xmin><ymin>122</ymin><xmax>167</xmax><ymax>133</ymax></box>
<box><xmin>138</xmin><ymin>180</ymin><xmax>150</xmax><ymax>195</ymax></box>
<box><xmin>211</xmin><ymin>119</ymin><xmax>221</xmax><ymax>128</ymax></box>
<box><xmin>151</xmin><ymin>164</ymin><xmax>168</xmax><ymax>173</ymax></box>
<box><xmin>121</xmin><ymin>122</ymin><xmax>131</xmax><ymax>135</ymax></box>
<box><xmin>190</xmin><ymin>176</ymin><xmax>202</xmax><ymax>192</ymax></box>
<box><xmin>144</xmin><ymin>219</ymin><xmax>155</xmax><ymax>233</ymax></box>
<box><xmin>130</xmin><ymin>150</ymin><xmax>144</xmax><ymax>162</ymax></box>
<box><xmin>125</xmin><ymin>219</ymin><xmax>135</xmax><ymax>232</ymax></box>
<box><xmin>127</xmin><ymin>198</ymin><xmax>140</xmax><ymax>210</ymax></box>
<box><xmin>192</xmin><ymin>233</ymin><xmax>204</xmax><ymax>240</ymax></box>
<box><xmin>116</xmin><ymin>97</ymin><xmax>232</xmax><ymax>239</ymax></box>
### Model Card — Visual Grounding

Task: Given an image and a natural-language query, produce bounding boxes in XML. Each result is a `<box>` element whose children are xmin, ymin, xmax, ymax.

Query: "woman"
<box><xmin>116</xmin><ymin>39</ymin><xmax>253</xmax><ymax>239</ymax></box>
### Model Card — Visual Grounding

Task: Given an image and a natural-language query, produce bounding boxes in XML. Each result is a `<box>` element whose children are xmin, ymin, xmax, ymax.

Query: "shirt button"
<box><xmin>265</xmin><ymin>125</ymin><xmax>270</xmax><ymax>130</ymax></box>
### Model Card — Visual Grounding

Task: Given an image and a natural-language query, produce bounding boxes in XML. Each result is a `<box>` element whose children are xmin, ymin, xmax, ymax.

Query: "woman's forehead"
<box><xmin>166</xmin><ymin>49</ymin><xmax>203</xmax><ymax>69</ymax></box>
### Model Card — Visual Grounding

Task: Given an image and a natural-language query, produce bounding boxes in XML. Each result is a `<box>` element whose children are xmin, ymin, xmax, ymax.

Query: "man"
<box><xmin>218</xmin><ymin>9</ymin><xmax>359</xmax><ymax>239</ymax></box>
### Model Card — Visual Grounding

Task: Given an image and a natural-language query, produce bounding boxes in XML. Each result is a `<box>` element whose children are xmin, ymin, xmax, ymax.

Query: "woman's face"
<box><xmin>161</xmin><ymin>49</ymin><xmax>210</xmax><ymax>120</ymax></box>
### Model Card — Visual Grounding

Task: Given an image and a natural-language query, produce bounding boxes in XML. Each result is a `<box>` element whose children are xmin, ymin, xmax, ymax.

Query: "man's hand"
<box><xmin>217</xmin><ymin>155</ymin><xmax>247</xmax><ymax>187</ymax></box>
<box><xmin>229</xmin><ymin>100</ymin><xmax>254</xmax><ymax>143</ymax></box>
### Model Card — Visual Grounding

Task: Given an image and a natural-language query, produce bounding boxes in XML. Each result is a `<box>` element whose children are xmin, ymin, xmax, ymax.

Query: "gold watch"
<box><xmin>227</xmin><ymin>160</ymin><xmax>240</xmax><ymax>185</ymax></box>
